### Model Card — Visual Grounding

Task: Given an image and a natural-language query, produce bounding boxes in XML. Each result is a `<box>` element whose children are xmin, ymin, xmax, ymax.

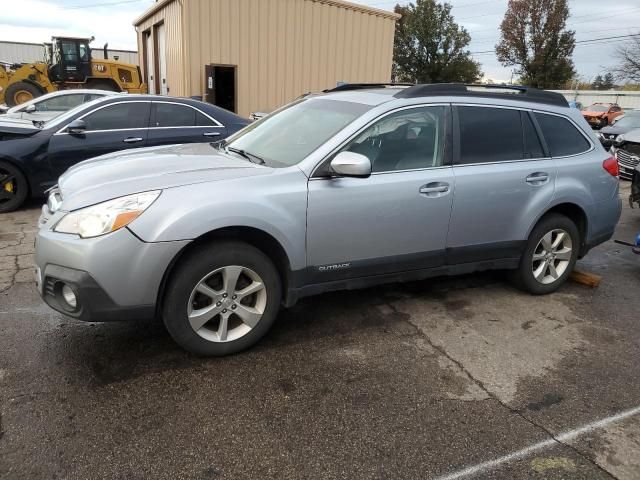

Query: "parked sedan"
<box><xmin>597</xmin><ymin>112</ymin><xmax>640</xmax><ymax>148</ymax></box>
<box><xmin>0</xmin><ymin>95</ymin><xmax>249</xmax><ymax>212</ymax></box>
<box><xmin>3</xmin><ymin>89</ymin><xmax>119</xmax><ymax>122</ymax></box>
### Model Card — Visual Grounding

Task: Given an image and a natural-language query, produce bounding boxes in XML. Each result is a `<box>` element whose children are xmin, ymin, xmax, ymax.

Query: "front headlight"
<box><xmin>54</xmin><ymin>190</ymin><xmax>161</xmax><ymax>238</ymax></box>
<box><xmin>616</xmin><ymin>135</ymin><xmax>625</xmax><ymax>145</ymax></box>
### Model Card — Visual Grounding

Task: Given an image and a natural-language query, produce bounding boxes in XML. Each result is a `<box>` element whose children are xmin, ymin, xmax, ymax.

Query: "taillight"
<box><xmin>603</xmin><ymin>156</ymin><xmax>619</xmax><ymax>177</ymax></box>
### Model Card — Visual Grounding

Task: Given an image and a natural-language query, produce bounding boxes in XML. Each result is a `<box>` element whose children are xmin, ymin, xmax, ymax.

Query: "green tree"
<box><xmin>496</xmin><ymin>0</ymin><xmax>575</xmax><ymax>89</ymax></box>
<box><xmin>393</xmin><ymin>0</ymin><xmax>482</xmax><ymax>84</ymax></box>
<box><xmin>592</xmin><ymin>74</ymin><xmax>604</xmax><ymax>90</ymax></box>
<box><xmin>602</xmin><ymin>73</ymin><xmax>616</xmax><ymax>89</ymax></box>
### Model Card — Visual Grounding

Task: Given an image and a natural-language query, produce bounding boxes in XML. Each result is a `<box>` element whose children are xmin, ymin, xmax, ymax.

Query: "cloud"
<box><xmin>0</xmin><ymin>0</ymin><xmax>153</xmax><ymax>50</ymax></box>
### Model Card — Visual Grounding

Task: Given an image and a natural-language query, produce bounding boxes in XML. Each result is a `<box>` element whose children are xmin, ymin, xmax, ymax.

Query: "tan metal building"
<box><xmin>133</xmin><ymin>0</ymin><xmax>399</xmax><ymax>117</ymax></box>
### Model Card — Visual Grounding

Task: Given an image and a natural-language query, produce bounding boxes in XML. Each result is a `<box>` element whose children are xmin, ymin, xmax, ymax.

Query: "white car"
<box><xmin>2</xmin><ymin>89</ymin><xmax>120</xmax><ymax>122</ymax></box>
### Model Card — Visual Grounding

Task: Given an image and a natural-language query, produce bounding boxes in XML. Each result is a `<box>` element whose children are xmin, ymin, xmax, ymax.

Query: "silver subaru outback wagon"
<box><xmin>35</xmin><ymin>84</ymin><xmax>622</xmax><ymax>356</ymax></box>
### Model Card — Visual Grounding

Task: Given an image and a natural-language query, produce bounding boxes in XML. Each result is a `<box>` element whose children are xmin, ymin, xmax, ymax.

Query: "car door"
<box><xmin>146</xmin><ymin>101</ymin><xmax>227</xmax><ymax>147</ymax></box>
<box><xmin>46</xmin><ymin>101</ymin><xmax>151</xmax><ymax>178</ymax></box>
<box><xmin>446</xmin><ymin>105</ymin><xmax>556</xmax><ymax>264</ymax></box>
<box><xmin>306</xmin><ymin>105</ymin><xmax>454</xmax><ymax>283</ymax></box>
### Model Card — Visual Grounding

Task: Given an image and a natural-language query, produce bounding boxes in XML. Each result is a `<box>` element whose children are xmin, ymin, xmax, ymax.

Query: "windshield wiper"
<box><xmin>227</xmin><ymin>147</ymin><xmax>265</xmax><ymax>165</ymax></box>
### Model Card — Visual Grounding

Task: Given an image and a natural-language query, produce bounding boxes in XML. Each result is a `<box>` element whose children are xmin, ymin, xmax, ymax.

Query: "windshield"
<box><xmin>586</xmin><ymin>105</ymin><xmax>609</xmax><ymax>112</ymax></box>
<box><xmin>226</xmin><ymin>98</ymin><xmax>372</xmax><ymax>167</ymax></box>
<box><xmin>613</xmin><ymin>115</ymin><xmax>640</xmax><ymax>128</ymax></box>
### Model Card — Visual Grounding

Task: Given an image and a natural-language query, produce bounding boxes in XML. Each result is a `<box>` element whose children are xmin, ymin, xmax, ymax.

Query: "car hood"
<box><xmin>582</xmin><ymin>111</ymin><xmax>606</xmax><ymax>117</ymax></box>
<box><xmin>3</xmin><ymin>111</ymin><xmax>59</xmax><ymax>122</ymax></box>
<box><xmin>600</xmin><ymin>125</ymin><xmax>627</xmax><ymax>136</ymax></box>
<box><xmin>618</xmin><ymin>128</ymin><xmax>640</xmax><ymax>144</ymax></box>
<box><xmin>0</xmin><ymin>117</ymin><xmax>41</xmax><ymax>135</ymax></box>
<box><xmin>58</xmin><ymin>143</ymin><xmax>272</xmax><ymax>211</ymax></box>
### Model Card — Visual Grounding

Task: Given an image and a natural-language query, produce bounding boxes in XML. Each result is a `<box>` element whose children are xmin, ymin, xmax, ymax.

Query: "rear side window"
<box><xmin>196</xmin><ymin>111</ymin><xmax>216</xmax><ymax>126</ymax></box>
<box><xmin>457</xmin><ymin>106</ymin><xmax>523</xmax><ymax>164</ymax></box>
<box><xmin>535</xmin><ymin>113</ymin><xmax>591</xmax><ymax>157</ymax></box>
<box><xmin>522</xmin><ymin>113</ymin><xmax>544</xmax><ymax>159</ymax></box>
<box><xmin>153</xmin><ymin>103</ymin><xmax>195</xmax><ymax>127</ymax></box>
<box><xmin>152</xmin><ymin>103</ymin><xmax>218</xmax><ymax>127</ymax></box>
<box><xmin>82</xmin><ymin>102</ymin><xmax>150</xmax><ymax>131</ymax></box>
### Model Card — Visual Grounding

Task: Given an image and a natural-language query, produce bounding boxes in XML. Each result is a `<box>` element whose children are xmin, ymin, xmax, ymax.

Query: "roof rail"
<box><xmin>394</xmin><ymin>83</ymin><xmax>569</xmax><ymax>107</ymax></box>
<box><xmin>324</xmin><ymin>83</ymin><xmax>414</xmax><ymax>93</ymax></box>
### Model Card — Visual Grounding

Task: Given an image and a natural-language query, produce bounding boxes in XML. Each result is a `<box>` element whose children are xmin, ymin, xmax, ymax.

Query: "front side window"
<box><xmin>227</xmin><ymin>98</ymin><xmax>371</xmax><ymax>167</ymax></box>
<box><xmin>343</xmin><ymin>106</ymin><xmax>445</xmax><ymax>172</ymax></box>
<box><xmin>535</xmin><ymin>113</ymin><xmax>591</xmax><ymax>157</ymax></box>
<box><xmin>457</xmin><ymin>106</ymin><xmax>525</xmax><ymax>164</ymax></box>
<box><xmin>82</xmin><ymin>102</ymin><xmax>150</xmax><ymax>131</ymax></box>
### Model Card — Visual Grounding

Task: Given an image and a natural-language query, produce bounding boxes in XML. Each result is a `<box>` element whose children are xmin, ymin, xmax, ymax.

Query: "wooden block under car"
<box><xmin>569</xmin><ymin>269</ymin><xmax>601</xmax><ymax>288</ymax></box>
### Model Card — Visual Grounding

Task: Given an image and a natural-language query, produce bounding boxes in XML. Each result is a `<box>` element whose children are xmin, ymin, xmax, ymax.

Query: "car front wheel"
<box><xmin>511</xmin><ymin>214</ymin><xmax>579</xmax><ymax>295</ymax></box>
<box><xmin>162</xmin><ymin>241</ymin><xmax>282</xmax><ymax>356</ymax></box>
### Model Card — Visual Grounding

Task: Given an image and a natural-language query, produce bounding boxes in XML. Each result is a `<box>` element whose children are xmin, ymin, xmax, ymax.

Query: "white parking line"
<box><xmin>435</xmin><ymin>405</ymin><xmax>640</xmax><ymax>480</ymax></box>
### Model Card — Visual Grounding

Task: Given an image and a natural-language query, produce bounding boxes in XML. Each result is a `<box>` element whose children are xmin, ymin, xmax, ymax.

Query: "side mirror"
<box><xmin>66</xmin><ymin>119</ymin><xmax>87</xmax><ymax>135</ymax></box>
<box><xmin>25</xmin><ymin>104</ymin><xmax>36</xmax><ymax>113</ymax></box>
<box><xmin>330</xmin><ymin>151</ymin><xmax>372</xmax><ymax>178</ymax></box>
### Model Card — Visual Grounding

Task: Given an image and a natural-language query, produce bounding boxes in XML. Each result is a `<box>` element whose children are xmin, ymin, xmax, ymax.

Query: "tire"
<box><xmin>86</xmin><ymin>81</ymin><xmax>120</xmax><ymax>92</ymax></box>
<box><xmin>5</xmin><ymin>81</ymin><xmax>43</xmax><ymax>107</ymax></box>
<box><xmin>510</xmin><ymin>214</ymin><xmax>580</xmax><ymax>295</ymax></box>
<box><xmin>0</xmin><ymin>161</ymin><xmax>29</xmax><ymax>213</ymax></box>
<box><xmin>162</xmin><ymin>241</ymin><xmax>282</xmax><ymax>356</ymax></box>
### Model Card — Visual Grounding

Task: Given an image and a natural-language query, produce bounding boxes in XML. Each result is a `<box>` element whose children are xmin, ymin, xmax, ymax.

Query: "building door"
<box><xmin>205</xmin><ymin>64</ymin><xmax>236</xmax><ymax>113</ymax></box>
<box><xmin>156</xmin><ymin>23</ymin><xmax>168</xmax><ymax>95</ymax></box>
<box><xmin>144</xmin><ymin>31</ymin><xmax>155</xmax><ymax>94</ymax></box>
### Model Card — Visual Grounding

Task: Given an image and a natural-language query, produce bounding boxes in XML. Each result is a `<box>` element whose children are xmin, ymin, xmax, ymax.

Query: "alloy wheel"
<box><xmin>532</xmin><ymin>229</ymin><xmax>573</xmax><ymax>285</ymax></box>
<box><xmin>187</xmin><ymin>265</ymin><xmax>267</xmax><ymax>343</ymax></box>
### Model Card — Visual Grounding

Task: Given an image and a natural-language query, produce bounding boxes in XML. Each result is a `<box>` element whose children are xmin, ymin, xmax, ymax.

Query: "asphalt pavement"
<box><xmin>1</xmin><ymin>186</ymin><xmax>639</xmax><ymax>480</ymax></box>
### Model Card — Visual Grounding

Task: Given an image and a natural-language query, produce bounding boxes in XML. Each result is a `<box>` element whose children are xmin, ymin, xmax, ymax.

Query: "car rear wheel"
<box><xmin>510</xmin><ymin>214</ymin><xmax>579</xmax><ymax>295</ymax></box>
<box><xmin>162</xmin><ymin>241</ymin><xmax>282</xmax><ymax>356</ymax></box>
<box><xmin>0</xmin><ymin>161</ymin><xmax>29</xmax><ymax>213</ymax></box>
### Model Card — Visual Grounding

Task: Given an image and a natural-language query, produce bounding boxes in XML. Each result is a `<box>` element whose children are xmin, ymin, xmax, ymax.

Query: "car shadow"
<box><xmin>49</xmin><ymin>270</ymin><xmax>505</xmax><ymax>388</ymax></box>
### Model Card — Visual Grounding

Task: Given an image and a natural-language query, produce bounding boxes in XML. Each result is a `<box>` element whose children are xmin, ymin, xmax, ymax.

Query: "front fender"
<box><xmin>128</xmin><ymin>170</ymin><xmax>309</xmax><ymax>271</ymax></box>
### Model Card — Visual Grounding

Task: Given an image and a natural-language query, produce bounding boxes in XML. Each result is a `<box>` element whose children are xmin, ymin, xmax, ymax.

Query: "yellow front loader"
<box><xmin>0</xmin><ymin>36</ymin><xmax>146</xmax><ymax>107</ymax></box>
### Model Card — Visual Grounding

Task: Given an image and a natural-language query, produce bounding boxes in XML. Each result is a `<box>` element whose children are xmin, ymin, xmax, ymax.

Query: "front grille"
<box><xmin>617</xmin><ymin>149</ymin><xmax>640</xmax><ymax>169</ymax></box>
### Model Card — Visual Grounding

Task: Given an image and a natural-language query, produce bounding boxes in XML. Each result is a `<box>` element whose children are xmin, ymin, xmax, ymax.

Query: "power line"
<box><xmin>468</xmin><ymin>33</ymin><xmax>639</xmax><ymax>55</ymax></box>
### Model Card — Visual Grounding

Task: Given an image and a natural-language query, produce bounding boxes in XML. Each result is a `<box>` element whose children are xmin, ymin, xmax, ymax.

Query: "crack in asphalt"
<box><xmin>0</xmin><ymin>229</ymin><xmax>35</xmax><ymax>293</ymax></box>
<box><xmin>387</xmin><ymin>301</ymin><xmax>619</xmax><ymax>479</ymax></box>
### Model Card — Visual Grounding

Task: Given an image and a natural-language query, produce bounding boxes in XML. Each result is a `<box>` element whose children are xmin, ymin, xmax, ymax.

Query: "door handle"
<box><xmin>526</xmin><ymin>172</ymin><xmax>549</xmax><ymax>185</ymax></box>
<box><xmin>419</xmin><ymin>182</ymin><xmax>450</xmax><ymax>196</ymax></box>
<box><xmin>203</xmin><ymin>132</ymin><xmax>221</xmax><ymax>137</ymax></box>
<box><xmin>123</xmin><ymin>137</ymin><xmax>143</xmax><ymax>143</ymax></box>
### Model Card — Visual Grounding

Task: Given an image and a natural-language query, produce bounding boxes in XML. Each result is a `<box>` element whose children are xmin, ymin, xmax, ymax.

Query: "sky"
<box><xmin>1</xmin><ymin>0</ymin><xmax>639</xmax><ymax>83</ymax></box>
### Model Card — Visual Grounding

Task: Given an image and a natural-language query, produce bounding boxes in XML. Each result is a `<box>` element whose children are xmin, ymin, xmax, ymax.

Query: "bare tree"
<box><xmin>496</xmin><ymin>0</ymin><xmax>575</xmax><ymax>89</ymax></box>
<box><xmin>612</xmin><ymin>36</ymin><xmax>640</xmax><ymax>84</ymax></box>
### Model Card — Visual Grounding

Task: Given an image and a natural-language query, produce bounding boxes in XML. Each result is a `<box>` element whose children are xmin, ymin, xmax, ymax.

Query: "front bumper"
<box><xmin>36</xmin><ymin>222</ymin><xmax>189</xmax><ymax>322</ymax></box>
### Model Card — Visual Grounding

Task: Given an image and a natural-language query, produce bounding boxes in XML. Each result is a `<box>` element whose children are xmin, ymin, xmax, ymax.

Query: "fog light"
<box><xmin>61</xmin><ymin>284</ymin><xmax>77</xmax><ymax>309</ymax></box>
